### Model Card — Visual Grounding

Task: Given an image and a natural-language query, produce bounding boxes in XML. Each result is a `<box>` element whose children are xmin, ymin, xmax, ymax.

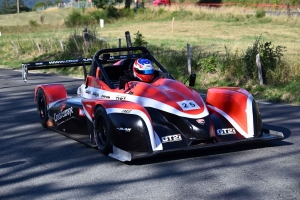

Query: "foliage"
<box><xmin>133</xmin><ymin>31</ymin><xmax>148</xmax><ymax>47</ymax></box>
<box><xmin>93</xmin><ymin>0</ymin><xmax>123</xmax><ymax>9</ymax></box>
<box><xmin>64</xmin><ymin>9</ymin><xmax>92</xmax><ymax>27</ymax></box>
<box><xmin>1</xmin><ymin>5</ymin><xmax>300</xmax><ymax>104</ymax></box>
<box><xmin>29</xmin><ymin>19</ymin><xmax>38</xmax><ymax>27</ymax></box>
<box><xmin>32</xmin><ymin>1</ymin><xmax>46</xmax><ymax>11</ymax></box>
<box><xmin>0</xmin><ymin>0</ymin><xmax>29</xmax><ymax>14</ymax></box>
<box><xmin>63</xmin><ymin>28</ymin><xmax>110</xmax><ymax>57</ymax></box>
<box><xmin>64</xmin><ymin>7</ymin><xmax>124</xmax><ymax>28</ymax></box>
<box><xmin>243</xmin><ymin>36</ymin><xmax>286</xmax><ymax>84</ymax></box>
<box><xmin>255</xmin><ymin>9</ymin><xmax>266</xmax><ymax>18</ymax></box>
<box><xmin>197</xmin><ymin>55</ymin><xmax>217</xmax><ymax>73</ymax></box>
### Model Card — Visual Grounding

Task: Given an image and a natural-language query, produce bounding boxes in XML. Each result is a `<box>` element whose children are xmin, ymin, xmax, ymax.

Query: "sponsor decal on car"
<box><xmin>125</xmin><ymin>82</ymin><xmax>138</xmax><ymax>93</ymax></box>
<box><xmin>121</xmin><ymin>110</ymin><xmax>131</xmax><ymax>113</ymax></box>
<box><xmin>49</xmin><ymin>58</ymin><xmax>92</xmax><ymax>65</ymax></box>
<box><xmin>116</xmin><ymin>127</ymin><xmax>132</xmax><ymax>132</ymax></box>
<box><xmin>101</xmin><ymin>95</ymin><xmax>110</xmax><ymax>99</ymax></box>
<box><xmin>196</xmin><ymin>118</ymin><xmax>205</xmax><ymax>125</ymax></box>
<box><xmin>54</xmin><ymin>107</ymin><xmax>73</xmax><ymax>122</ymax></box>
<box><xmin>116</xmin><ymin>95</ymin><xmax>126</xmax><ymax>100</ymax></box>
<box><xmin>161</xmin><ymin>134</ymin><xmax>182</xmax><ymax>143</ymax></box>
<box><xmin>216</xmin><ymin>128</ymin><xmax>236</xmax><ymax>135</ymax></box>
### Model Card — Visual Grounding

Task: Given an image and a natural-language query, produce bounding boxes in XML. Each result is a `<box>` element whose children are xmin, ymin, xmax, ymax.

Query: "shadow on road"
<box><xmin>128</xmin><ymin>123</ymin><xmax>292</xmax><ymax>165</ymax></box>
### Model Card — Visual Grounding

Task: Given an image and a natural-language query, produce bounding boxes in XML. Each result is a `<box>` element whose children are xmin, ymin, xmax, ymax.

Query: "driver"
<box><xmin>132</xmin><ymin>58</ymin><xmax>154</xmax><ymax>83</ymax></box>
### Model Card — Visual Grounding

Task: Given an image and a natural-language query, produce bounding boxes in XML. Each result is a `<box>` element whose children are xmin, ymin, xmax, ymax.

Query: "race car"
<box><xmin>22</xmin><ymin>43</ymin><xmax>284</xmax><ymax>162</ymax></box>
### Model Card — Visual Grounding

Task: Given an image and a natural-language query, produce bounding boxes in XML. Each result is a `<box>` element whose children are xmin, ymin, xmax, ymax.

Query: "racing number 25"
<box><xmin>177</xmin><ymin>100</ymin><xmax>200</xmax><ymax>111</ymax></box>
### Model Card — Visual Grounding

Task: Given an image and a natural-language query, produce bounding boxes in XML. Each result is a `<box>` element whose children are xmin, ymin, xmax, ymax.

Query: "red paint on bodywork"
<box><xmin>35</xmin><ymin>84</ymin><xmax>67</xmax><ymax>105</ymax></box>
<box><xmin>206</xmin><ymin>87</ymin><xmax>249</xmax><ymax>134</ymax></box>
<box><xmin>82</xmin><ymin>99</ymin><xmax>151</xmax><ymax>120</ymax></box>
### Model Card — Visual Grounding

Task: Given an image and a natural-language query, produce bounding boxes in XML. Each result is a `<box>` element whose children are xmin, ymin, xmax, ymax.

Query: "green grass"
<box><xmin>1</xmin><ymin>5</ymin><xmax>300</xmax><ymax>105</ymax></box>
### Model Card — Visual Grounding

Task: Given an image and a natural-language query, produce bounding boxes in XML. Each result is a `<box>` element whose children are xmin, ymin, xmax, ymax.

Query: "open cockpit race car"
<box><xmin>22</xmin><ymin>36</ymin><xmax>284</xmax><ymax>162</ymax></box>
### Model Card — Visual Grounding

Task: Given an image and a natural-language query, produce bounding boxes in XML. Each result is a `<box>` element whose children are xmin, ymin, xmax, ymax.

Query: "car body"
<box><xmin>153</xmin><ymin>0</ymin><xmax>171</xmax><ymax>6</ymax></box>
<box><xmin>22</xmin><ymin>46</ymin><xmax>284</xmax><ymax>162</ymax></box>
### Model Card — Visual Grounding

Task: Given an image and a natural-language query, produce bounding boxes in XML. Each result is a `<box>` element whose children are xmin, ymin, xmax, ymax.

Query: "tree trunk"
<box><xmin>125</xmin><ymin>0</ymin><xmax>131</xmax><ymax>9</ymax></box>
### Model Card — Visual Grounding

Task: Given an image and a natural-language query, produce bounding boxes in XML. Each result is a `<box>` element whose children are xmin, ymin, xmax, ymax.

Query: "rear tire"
<box><xmin>36</xmin><ymin>88</ymin><xmax>48</xmax><ymax>128</ymax></box>
<box><xmin>94</xmin><ymin>106</ymin><xmax>112</xmax><ymax>155</ymax></box>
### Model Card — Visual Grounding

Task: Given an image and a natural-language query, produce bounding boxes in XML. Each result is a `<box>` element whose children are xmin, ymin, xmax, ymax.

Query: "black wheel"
<box><xmin>36</xmin><ymin>88</ymin><xmax>48</xmax><ymax>128</ymax></box>
<box><xmin>94</xmin><ymin>106</ymin><xmax>112</xmax><ymax>155</ymax></box>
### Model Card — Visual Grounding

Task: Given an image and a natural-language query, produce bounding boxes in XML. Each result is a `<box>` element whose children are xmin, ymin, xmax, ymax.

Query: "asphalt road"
<box><xmin>0</xmin><ymin>68</ymin><xmax>299</xmax><ymax>200</ymax></box>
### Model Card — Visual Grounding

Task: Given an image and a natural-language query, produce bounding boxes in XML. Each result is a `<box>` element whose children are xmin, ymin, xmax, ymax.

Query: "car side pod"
<box><xmin>206</xmin><ymin>87</ymin><xmax>284</xmax><ymax>141</ymax></box>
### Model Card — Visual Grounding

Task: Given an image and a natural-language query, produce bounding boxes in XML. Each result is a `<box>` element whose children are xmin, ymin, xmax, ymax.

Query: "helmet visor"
<box><xmin>135</xmin><ymin>69</ymin><xmax>154</xmax><ymax>75</ymax></box>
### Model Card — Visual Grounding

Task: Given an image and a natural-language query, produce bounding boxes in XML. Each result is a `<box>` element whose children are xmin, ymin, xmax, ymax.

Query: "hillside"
<box><xmin>0</xmin><ymin>0</ymin><xmax>68</xmax><ymax>9</ymax></box>
<box><xmin>0</xmin><ymin>0</ymin><xmax>38</xmax><ymax>8</ymax></box>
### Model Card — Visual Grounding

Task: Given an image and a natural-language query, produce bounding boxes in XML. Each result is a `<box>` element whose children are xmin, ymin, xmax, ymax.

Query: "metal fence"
<box><xmin>36</xmin><ymin>1</ymin><xmax>94</xmax><ymax>12</ymax></box>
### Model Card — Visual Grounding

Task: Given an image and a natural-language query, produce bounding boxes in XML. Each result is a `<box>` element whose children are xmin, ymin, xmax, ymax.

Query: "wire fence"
<box><xmin>36</xmin><ymin>1</ymin><xmax>94</xmax><ymax>12</ymax></box>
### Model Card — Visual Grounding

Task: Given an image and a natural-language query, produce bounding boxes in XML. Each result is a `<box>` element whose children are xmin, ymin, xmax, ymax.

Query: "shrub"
<box><xmin>133</xmin><ymin>31</ymin><xmax>148</xmax><ymax>47</ymax></box>
<box><xmin>29</xmin><ymin>20</ymin><xmax>38</xmax><ymax>27</ymax></box>
<box><xmin>63</xmin><ymin>28</ymin><xmax>110</xmax><ymax>57</ymax></box>
<box><xmin>244</xmin><ymin>36</ymin><xmax>286</xmax><ymax>84</ymax></box>
<box><xmin>104</xmin><ymin>6</ymin><xmax>120</xmax><ymax>18</ymax></box>
<box><xmin>64</xmin><ymin>10</ymin><xmax>84</xmax><ymax>27</ymax></box>
<box><xmin>197</xmin><ymin>56</ymin><xmax>217</xmax><ymax>73</ymax></box>
<box><xmin>90</xmin><ymin>9</ymin><xmax>108</xmax><ymax>22</ymax></box>
<box><xmin>255</xmin><ymin>9</ymin><xmax>266</xmax><ymax>18</ymax></box>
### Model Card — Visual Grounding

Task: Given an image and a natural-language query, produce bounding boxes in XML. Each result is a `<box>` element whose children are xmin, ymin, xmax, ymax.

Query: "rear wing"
<box><xmin>22</xmin><ymin>57</ymin><xmax>92</xmax><ymax>82</ymax></box>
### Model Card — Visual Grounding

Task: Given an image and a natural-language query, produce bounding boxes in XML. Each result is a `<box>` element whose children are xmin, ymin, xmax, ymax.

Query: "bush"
<box><xmin>29</xmin><ymin>20</ymin><xmax>38</xmax><ymax>27</ymax></box>
<box><xmin>63</xmin><ymin>28</ymin><xmax>110</xmax><ymax>57</ymax></box>
<box><xmin>64</xmin><ymin>10</ymin><xmax>84</xmax><ymax>27</ymax></box>
<box><xmin>90</xmin><ymin>9</ymin><xmax>108</xmax><ymax>22</ymax></box>
<box><xmin>255</xmin><ymin>9</ymin><xmax>266</xmax><ymax>18</ymax></box>
<box><xmin>197</xmin><ymin>56</ymin><xmax>217</xmax><ymax>73</ymax></box>
<box><xmin>243</xmin><ymin>36</ymin><xmax>286</xmax><ymax>84</ymax></box>
<box><xmin>133</xmin><ymin>31</ymin><xmax>148</xmax><ymax>47</ymax></box>
<box><xmin>104</xmin><ymin>6</ymin><xmax>120</xmax><ymax>18</ymax></box>
<box><xmin>64</xmin><ymin>7</ymin><xmax>123</xmax><ymax>27</ymax></box>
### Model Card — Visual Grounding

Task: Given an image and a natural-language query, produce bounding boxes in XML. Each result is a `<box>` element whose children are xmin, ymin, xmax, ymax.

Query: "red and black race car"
<box><xmin>22</xmin><ymin>45</ymin><xmax>284</xmax><ymax>162</ymax></box>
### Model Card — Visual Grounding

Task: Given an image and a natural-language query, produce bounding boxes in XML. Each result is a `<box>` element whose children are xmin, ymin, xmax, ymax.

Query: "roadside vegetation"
<box><xmin>0</xmin><ymin>4</ymin><xmax>300</xmax><ymax>105</ymax></box>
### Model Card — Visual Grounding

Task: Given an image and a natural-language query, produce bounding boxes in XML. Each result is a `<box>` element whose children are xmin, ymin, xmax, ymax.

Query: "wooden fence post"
<box><xmin>82</xmin><ymin>27</ymin><xmax>89</xmax><ymax>49</ymax></box>
<box><xmin>60</xmin><ymin>40</ymin><xmax>64</xmax><ymax>51</ymax></box>
<box><xmin>36</xmin><ymin>42</ymin><xmax>41</xmax><ymax>52</ymax></box>
<box><xmin>187</xmin><ymin>44</ymin><xmax>191</xmax><ymax>75</ymax></box>
<box><xmin>11</xmin><ymin>41</ymin><xmax>19</xmax><ymax>54</ymax></box>
<box><xmin>172</xmin><ymin>17</ymin><xmax>174</xmax><ymax>34</ymax></box>
<box><xmin>256</xmin><ymin>53</ymin><xmax>264</xmax><ymax>85</ymax></box>
<box><xmin>287</xmin><ymin>4</ymin><xmax>290</xmax><ymax>17</ymax></box>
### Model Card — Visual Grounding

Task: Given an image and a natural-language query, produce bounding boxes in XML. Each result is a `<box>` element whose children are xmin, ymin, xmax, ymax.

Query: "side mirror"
<box><xmin>189</xmin><ymin>73</ymin><xmax>196</xmax><ymax>87</ymax></box>
<box><xmin>119</xmin><ymin>76</ymin><xmax>126</xmax><ymax>90</ymax></box>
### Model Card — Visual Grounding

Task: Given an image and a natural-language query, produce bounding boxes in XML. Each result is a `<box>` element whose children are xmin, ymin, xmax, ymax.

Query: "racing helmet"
<box><xmin>133</xmin><ymin>58</ymin><xmax>154</xmax><ymax>83</ymax></box>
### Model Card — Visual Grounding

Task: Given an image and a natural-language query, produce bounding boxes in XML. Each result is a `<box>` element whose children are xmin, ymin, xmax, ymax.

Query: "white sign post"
<box><xmin>0</xmin><ymin>32</ymin><xmax>2</xmax><ymax>36</ymax></box>
<box><xmin>100</xmin><ymin>19</ymin><xmax>104</xmax><ymax>29</ymax></box>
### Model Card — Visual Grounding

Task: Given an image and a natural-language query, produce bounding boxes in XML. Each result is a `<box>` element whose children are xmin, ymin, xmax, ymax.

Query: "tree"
<box><xmin>0</xmin><ymin>0</ymin><xmax>29</xmax><ymax>14</ymax></box>
<box><xmin>93</xmin><ymin>0</ymin><xmax>125</xmax><ymax>9</ymax></box>
<box><xmin>0</xmin><ymin>0</ymin><xmax>14</xmax><ymax>14</ymax></box>
<box><xmin>125</xmin><ymin>0</ymin><xmax>130</xmax><ymax>8</ymax></box>
<box><xmin>32</xmin><ymin>1</ymin><xmax>46</xmax><ymax>11</ymax></box>
<box><xmin>18</xmin><ymin>0</ymin><xmax>30</xmax><ymax>12</ymax></box>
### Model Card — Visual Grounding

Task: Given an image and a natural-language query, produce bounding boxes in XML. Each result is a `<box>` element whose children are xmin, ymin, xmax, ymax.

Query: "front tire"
<box><xmin>94</xmin><ymin>106</ymin><xmax>112</xmax><ymax>155</ymax></box>
<box><xmin>36</xmin><ymin>88</ymin><xmax>48</xmax><ymax>128</ymax></box>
